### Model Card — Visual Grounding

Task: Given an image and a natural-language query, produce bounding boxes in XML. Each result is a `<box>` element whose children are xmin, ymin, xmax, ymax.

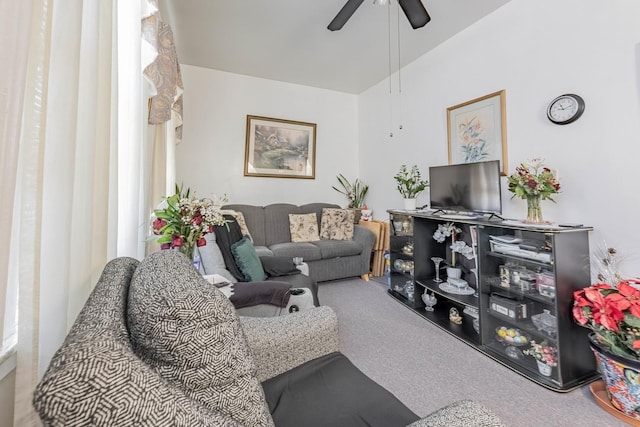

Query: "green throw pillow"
<box><xmin>231</xmin><ymin>236</ymin><xmax>267</xmax><ymax>282</ymax></box>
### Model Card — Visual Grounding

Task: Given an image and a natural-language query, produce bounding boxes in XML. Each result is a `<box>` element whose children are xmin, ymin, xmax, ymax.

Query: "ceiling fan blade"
<box><xmin>328</xmin><ymin>0</ymin><xmax>365</xmax><ymax>31</ymax></box>
<box><xmin>398</xmin><ymin>0</ymin><xmax>431</xmax><ymax>29</ymax></box>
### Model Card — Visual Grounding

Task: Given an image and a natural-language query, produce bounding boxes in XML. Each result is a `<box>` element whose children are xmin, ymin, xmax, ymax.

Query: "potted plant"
<box><xmin>573</xmin><ymin>273</ymin><xmax>640</xmax><ymax>419</ymax></box>
<box><xmin>151</xmin><ymin>185</ymin><xmax>228</xmax><ymax>261</ymax></box>
<box><xmin>394</xmin><ymin>164</ymin><xmax>429</xmax><ymax>210</ymax></box>
<box><xmin>432</xmin><ymin>222</ymin><xmax>475</xmax><ymax>279</ymax></box>
<box><xmin>332</xmin><ymin>174</ymin><xmax>368</xmax><ymax>208</ymax></box>
<box><xmin>506</xmin><ymin>158</ymin><xmax>560</xmax><ymax>224</ymax></box>
<box><xmin>523</xmin><ymin>340</ymin><xmax>558</xmax><ymax>377</ymax></box>
<box><xmin>332</xmin><ymin>174</ymin><xmax>369</xmax><ymax>223</ymax></box>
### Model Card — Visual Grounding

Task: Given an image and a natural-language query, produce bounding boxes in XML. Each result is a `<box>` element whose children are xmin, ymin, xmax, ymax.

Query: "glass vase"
<box><xmin>177</xmin><ymin>244</ymin><xmax>194</xmax><ymax>261</ymax></box>
<box><xmin>524</xmin><ymin>195</ymin><xmax>544</xmax><ymax>224</ymax></box>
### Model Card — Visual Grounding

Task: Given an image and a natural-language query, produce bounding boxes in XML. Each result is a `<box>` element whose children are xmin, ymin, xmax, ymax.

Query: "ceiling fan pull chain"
<box><xmin>397</xmin><ymin>0</ymin><xmax>403</xmax><ymax>131</ymax></box>
<box><xmin>388</xmin><ymin>1</ymin><xmax>393</xmax><ymax>138</ymax></box>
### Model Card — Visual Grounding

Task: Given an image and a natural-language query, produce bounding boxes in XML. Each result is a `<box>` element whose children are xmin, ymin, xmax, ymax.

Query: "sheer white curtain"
<box><xmin>8</xmin><ymin>0</ymin><xmax>155</xmax><ymax>424</ymax></box>
<box><xmin>0</xmin><ymin>0</ymin><xmax>33</xmax><ymax>360</ymax></box>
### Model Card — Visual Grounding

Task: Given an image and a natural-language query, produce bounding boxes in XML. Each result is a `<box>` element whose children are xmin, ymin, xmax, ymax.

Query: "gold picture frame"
<box><xmin>244</xmin><ymin>115</ymin><xmax>317</xmax><ymax>179</ymax></box>
<box><xmin>446</xmin><ymin>90</ymin><xmax>508</xmax><ymax>175</ymax></box>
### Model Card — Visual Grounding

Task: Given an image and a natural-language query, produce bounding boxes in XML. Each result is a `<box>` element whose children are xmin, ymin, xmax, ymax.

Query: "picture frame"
<box><xmin>446</xmin><ymin>90</ymin><xmax>508</xmax><ymax>175</ymax></box>
<box><xmin>244</xmin><ymin>115</ymin><xmax>316</xmax><ymax>179</ymax></box>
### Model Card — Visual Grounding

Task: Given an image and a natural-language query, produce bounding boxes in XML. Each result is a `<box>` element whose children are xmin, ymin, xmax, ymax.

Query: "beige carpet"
<box><xmin>317</xmin><ymin>277</ymin><xmax>627</xmax><ymax>427</ymax></box>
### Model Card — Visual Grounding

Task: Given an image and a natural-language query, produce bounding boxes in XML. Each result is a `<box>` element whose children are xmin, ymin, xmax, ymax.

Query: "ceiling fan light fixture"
<box><xmin>373</xmin><ymin>0</ymin><xmax>389</xmax><ymax>6</ymax></box>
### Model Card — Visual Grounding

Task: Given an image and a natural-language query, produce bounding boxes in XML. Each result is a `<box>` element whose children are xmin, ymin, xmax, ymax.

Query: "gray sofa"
<box><xmin>33</xmin><ymin>251</ymin><xmax>504</xmax><ymax>427</ymax></box>
<box><xmin>224</xmin><ymin>203</ymin><xmax>375</xmax><ymax>282</ymax></box>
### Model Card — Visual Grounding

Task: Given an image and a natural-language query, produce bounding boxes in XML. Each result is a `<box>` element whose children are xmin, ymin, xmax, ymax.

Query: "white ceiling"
<box><xmin>158</xmin><ymin>0</ymin><xmax>511</xmax><ymax>94</ymax></box>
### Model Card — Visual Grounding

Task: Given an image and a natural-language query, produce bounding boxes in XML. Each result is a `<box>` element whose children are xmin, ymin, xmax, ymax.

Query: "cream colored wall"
<box><xmin>359</xmin><ymin>0</ymin><xmax>640</xmax><ymax>276</ymax></box>
<box><xmin>175</xmin><ymin>66</ymin><xmax>360</xmax><ymax>207</ymax></box>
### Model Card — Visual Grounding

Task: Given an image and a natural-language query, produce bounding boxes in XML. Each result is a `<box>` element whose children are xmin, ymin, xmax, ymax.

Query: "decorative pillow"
<box><xmin>198</xmin><ymin>232</ymin><xmax>235</xmax><ymax>282</ymax></box>
<box><xmin>127</xmin><ymin>250</ymin><xmax>273</xmax><ymax>426</ymax></box>
<box><xmin>231</xmin><ymin>236</ymin><xmax>267</xmax><ymax>282</ymax></box>
<box><xmin>223</xmin><ymin>209</ymin><xmax>253</xmax><ymax>241</ymax></box>
<box><xmin>259</xmin><ymin>256</ymin><xmax>302</xmax><ymax>277</ymax></box>
<box><xmin>289</xmin><ymin>213</ymin><xmax>319</xmax><ymax>242</ymax></box>
<box><xmin>320</xmin><ymin>208</ymin><xmax>354</xmax><ymax>240</ymax></box>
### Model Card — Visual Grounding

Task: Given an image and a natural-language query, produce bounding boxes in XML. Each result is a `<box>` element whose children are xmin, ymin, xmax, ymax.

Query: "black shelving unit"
<box><xmin>387</xmin><ymin>210</ymin><xmax>599</xmax><ymax>392</ymax></box>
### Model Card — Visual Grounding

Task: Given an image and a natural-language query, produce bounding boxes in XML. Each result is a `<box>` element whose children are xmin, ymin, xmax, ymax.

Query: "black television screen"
<box><xmin>429</xmin><ymin>160</ymin><xmax>502</xmax><ymax>215</ymax></box>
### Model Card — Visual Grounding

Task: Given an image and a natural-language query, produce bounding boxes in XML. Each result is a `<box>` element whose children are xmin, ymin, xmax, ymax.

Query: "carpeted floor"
<box><xmin>317</xmin><ymin>277</ymin><xmax>627</xmax><ymax>427</ymax></box>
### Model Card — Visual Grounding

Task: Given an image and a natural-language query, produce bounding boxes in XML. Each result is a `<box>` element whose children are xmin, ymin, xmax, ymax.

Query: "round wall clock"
<box><xmin>547</xmin><ymin>94</ymin><xmax>585</xmax><ymax>125</ymax></box>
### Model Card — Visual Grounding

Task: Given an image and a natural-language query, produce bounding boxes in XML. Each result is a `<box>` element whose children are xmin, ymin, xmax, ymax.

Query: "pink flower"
<box><xmin>152</xmin><ymin>218</ymin><xmax>166</xmax><ymax>234</ymax></box>
<box><xmin>196</xmin><ymin>237</ymin><xmax>206</xmax><ymax>247</ymax></box>
<box><xmin>172</xmin><ymin>235</ymin><xmax>183</xmax><ymax>247</ymax></box>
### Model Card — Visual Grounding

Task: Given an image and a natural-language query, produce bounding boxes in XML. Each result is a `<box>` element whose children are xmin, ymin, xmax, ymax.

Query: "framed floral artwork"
<box><xmin>244</xmin><ymin>115</ymin><xmax>316</xmax><ymax>179</ymax></box>
<box><xmin>446</xmin><ymin>90</ymin><xmax>508</xmax><ymax>175</ymax></box>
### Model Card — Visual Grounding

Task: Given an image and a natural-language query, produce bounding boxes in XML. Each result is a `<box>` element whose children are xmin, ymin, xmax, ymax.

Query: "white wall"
<box><xmin>177</xmin><ymin>0</ymin><xmax>640</xmax><ymax>275</ymax></box>
<box><xmin>176</xmin><ymin>66</ymin><xmax>359</xmax><ymax>207</ymax></box>
<box><xmin>359</xmin><ymin>0</ymin><xmax>640</xmax><ymax>275</ymax></box>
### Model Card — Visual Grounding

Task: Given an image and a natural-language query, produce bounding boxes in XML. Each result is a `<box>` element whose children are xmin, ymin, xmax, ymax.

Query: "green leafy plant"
<box><xmin>394</xmin><ymin>165</ymin><xmax>429</xmax><ymax>199</ymax></box>
<box><xmin>151</xmin><ymin>185</ymin><xmax>228</xmax><ymax>259</ymax></box>
<box><xmin>332</xmin><ymin>174</ymin><xmax>369</xmax><ymax>208</ymax></box>
<box><xmin>507</xmin><ymin>158</ymin><xmax>560</xmax><ymax>201</ymax></box>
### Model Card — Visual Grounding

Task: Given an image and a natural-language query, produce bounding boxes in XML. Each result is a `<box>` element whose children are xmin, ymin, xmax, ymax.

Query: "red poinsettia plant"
<box><xmin>573</xmin><ymin>279</ymin><xmax>640</xmax><ymax>358</ymax></box>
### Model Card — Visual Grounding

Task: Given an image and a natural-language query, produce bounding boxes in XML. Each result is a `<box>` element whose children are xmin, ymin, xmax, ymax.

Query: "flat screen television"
<box><xmin>429</xmin><ymin>160</ymin><xmax>502</xmax><ymax>215</ymax></box>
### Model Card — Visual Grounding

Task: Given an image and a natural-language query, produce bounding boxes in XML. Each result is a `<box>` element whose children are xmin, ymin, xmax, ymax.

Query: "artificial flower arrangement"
<box><xmin>506</xmin><ymin>158</ymin><xmax>561</xmax><ymax>201</ymax></box>
<box><xmin>433</xmin><ymin>222</ymin><xmax>475</xmax><ymax>267</ymax></box>
<box><xmin>151</xmin><ymin>185</ymin><xmax>228</xmax><ymax>259</ymax></box>
<box><xmin>573</xmin><ymin>279</ymin><xmax>640</xmax><ymax>358</ymax></box>
<box><xmin>394</xmin><ymin>164</ymin><xmax>429</xmax><ymax>199</ymax></box>
<box><xmin>332</xmin><ymin>173</ymin><xmax>369</xmax><ymax>208</ymax></box>
<box><xmin>523</xmin><ymin>340</ymin><xmax>558</xmax><ymax>367</ymax></box>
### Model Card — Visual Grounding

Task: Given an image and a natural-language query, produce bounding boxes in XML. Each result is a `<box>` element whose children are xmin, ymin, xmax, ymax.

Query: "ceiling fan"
<box><xmin>327</xmin><ymin>0</ymin><xmax>431</xmax><ymax>31</ymax></box>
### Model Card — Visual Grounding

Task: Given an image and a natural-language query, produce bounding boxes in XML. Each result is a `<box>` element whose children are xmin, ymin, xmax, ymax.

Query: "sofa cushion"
<box><xmin>265</xmin><ymin>203</ymin><xmax>301</xmax><ymax>245</ymax></box>
<box><xmin>311</xmin><ymin>239</ymin><xmax>362</xmax><ymax>258</ymax></box>
<box><xmin>223</xmin><ymin>209</ymin><xmax>253</xmax><ymax>242</ymax></box>
<box><xmin>288</xmin><ymin>213</ymin><xmax>320</xmax><ymax>242</ymax></box>
<box><xmin>319</xmin><ymin>208</ymin><xmax>354</xmax><ymax>240</ymax></box>
<box><xmin>260</xmin><ymin>256</ymin><xmax>302</xmax><ymax>277</ymax></box>
<box><xmin>214</xmin><ymin>216</ymin><xmax>246</xmax><ymax>281</ymax></box>
<box><xmin>270</xmin><ymin>242</ymin><xmax>322</xmax><ymax>261</ymax></box>
<box><xmin>224</xmin><ymin>204</ymin><xmax>267</xmax><ymax>247</ymax></box>
<box><xmin>232</xmin><ymin>236</ymin><xmax>267</xmax><ymax>282</ymax></box>
<box><xmin>262</xmin><ymin>352</ymin><xmax>419</xmax><ymax>427</ymax></box>
<box><xmin>127</xmin><ymin>250</ymin><xmax>274</xmax><ymax>427</ymax></box>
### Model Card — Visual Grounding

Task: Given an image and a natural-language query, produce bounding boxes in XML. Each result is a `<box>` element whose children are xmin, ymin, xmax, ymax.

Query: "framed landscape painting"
<box><xmin>244</xmin><ymin>115</ymin><xmax>316</xmax><ymax>179</ymax></box>
<box><xmin>446</xmin><ymin>90</ymin><xmax>508</xmax><ymax>175</ymax></box>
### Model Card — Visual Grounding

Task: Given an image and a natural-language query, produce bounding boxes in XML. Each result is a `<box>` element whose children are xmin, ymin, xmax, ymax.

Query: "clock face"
<box><xmin>547</xmin><ymin>94</ymin><xmax>585</xmax><ymax>124</ymax></box>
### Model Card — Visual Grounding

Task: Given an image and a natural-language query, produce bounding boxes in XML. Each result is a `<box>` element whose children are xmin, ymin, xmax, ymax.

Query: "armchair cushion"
<box><xmin>407</xmin><ymin>400</ymin><xmax>506</xmax><ymax>427</ymax></box>
<box><xmin>262</xmin><ymin>352</ymin><xmax>419</xmax><ymax>427</ymax></box>
<box><xmin>232</xmin><ymin>236</ymin><xmax>267</xmax><ymax>281</ymax></box>
<box><xmin>259</xmin><ymin>256</ymin><xmax>301</xmax><ymax>277</ymax></box>
<box><xmin>240</xmin><ymin>306</ymin><xmax>339</xmax><ymax>381</ymax></box>
<box><xmin>199</xmin><ymin>232</ymin><xmax>235</xmax><ymax>282</ymax></box>
<box><xmin>127</xmin><ymin>251</ymin><xmax>273</xmax><ymax>426</ymax></box>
